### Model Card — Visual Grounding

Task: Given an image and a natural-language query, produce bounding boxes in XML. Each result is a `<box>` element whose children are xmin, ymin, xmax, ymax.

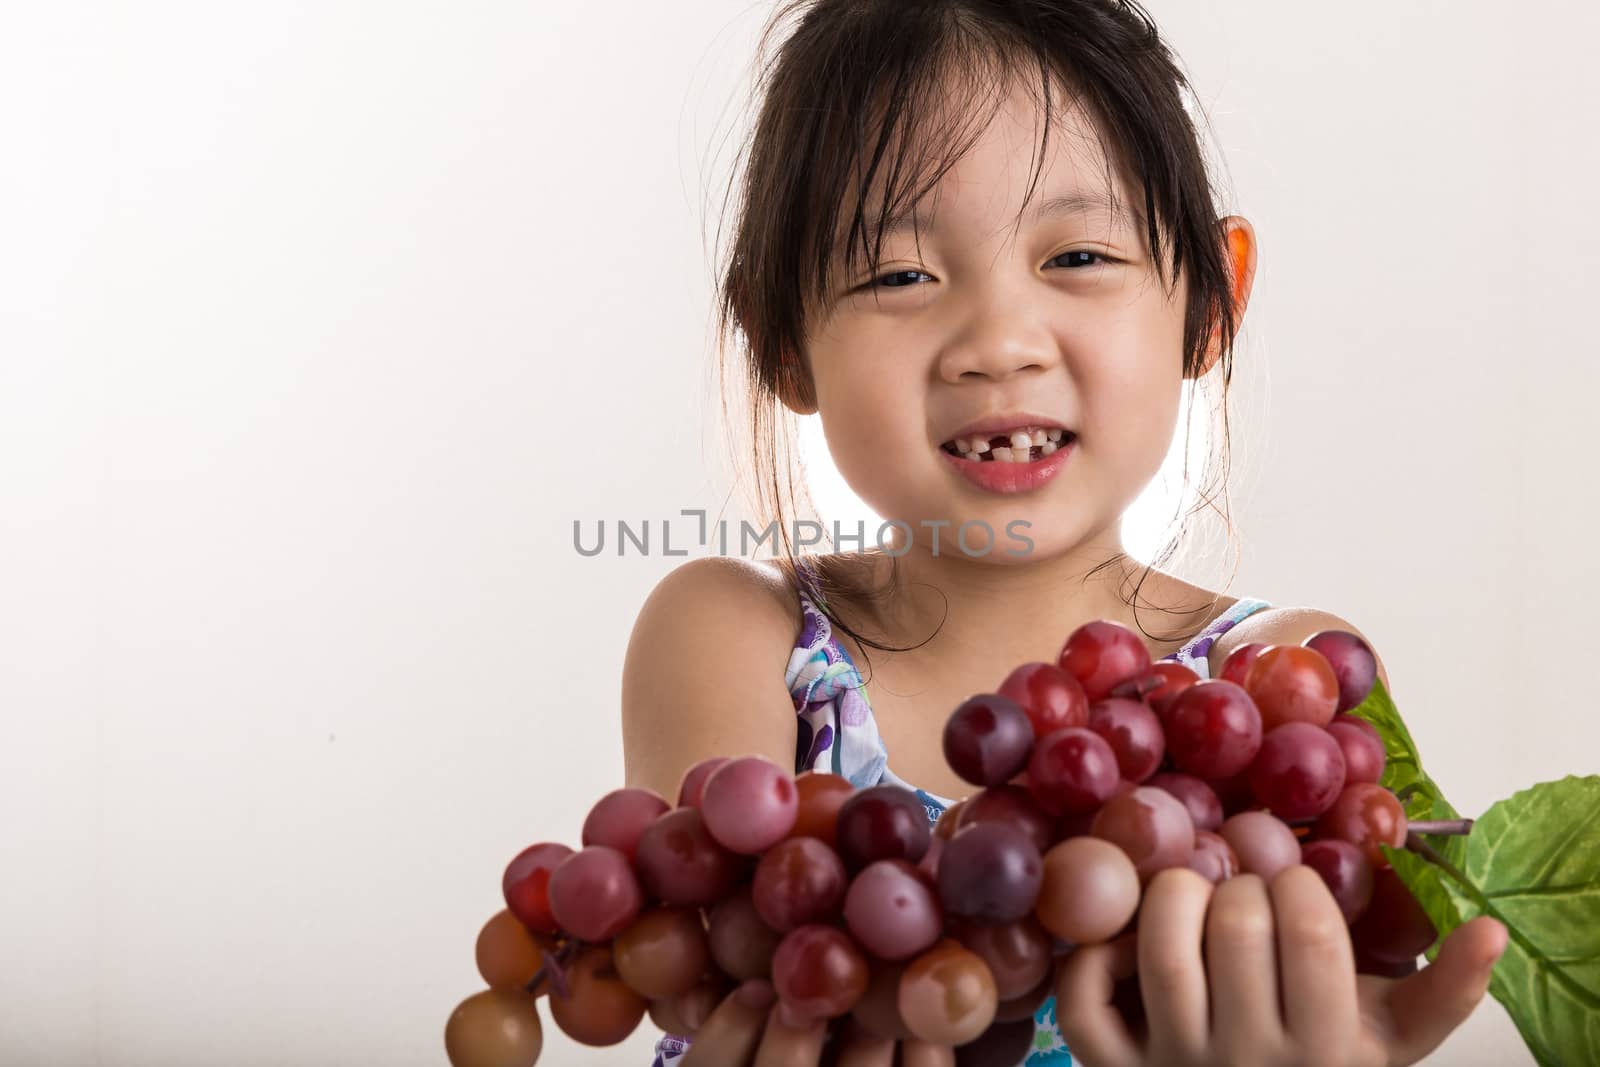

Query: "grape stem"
<box><xmin>525</xmin><ymin>937</ymin><xmax>579</xmax><ymax>999</ymax></box>
<box><xmin>1404</xmin><ymin>832</ymin><xmax>1476</xmax><ymax>896</ymax></box>
<box><xmin>1407</xmin><ymin>818</ymin><xmax>1474</xmax><ymax>837</ymax></box>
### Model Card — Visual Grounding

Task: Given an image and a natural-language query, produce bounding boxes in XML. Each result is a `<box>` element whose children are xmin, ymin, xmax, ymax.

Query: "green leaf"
<box><xmin>1351</xmin><ymin>680</ymin><xmax>1600</xmax><ymax>1065</ymax></box>
<box><xmin>1350</xmin><ymin>676</ymin><xmax>1466</xmax><ymax>900</ymax></box>
<box><xmin>1432</xmin><ymin>776</ymin><xmax>1600</xmax><ymax>1067</ymax></box>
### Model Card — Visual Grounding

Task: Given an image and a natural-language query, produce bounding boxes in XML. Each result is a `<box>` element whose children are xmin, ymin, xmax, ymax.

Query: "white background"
<box><xmin>3</xmin><ymin>1</ymin><xmax>1592</xmax><ymax>1064</ymax></box>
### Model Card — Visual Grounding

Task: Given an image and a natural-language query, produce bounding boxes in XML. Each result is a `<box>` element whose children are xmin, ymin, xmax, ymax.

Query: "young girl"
<box><xmin>621</xmin><ymin>1</ymin><xmax>1507</xmax><ymax>1063</ymax></box>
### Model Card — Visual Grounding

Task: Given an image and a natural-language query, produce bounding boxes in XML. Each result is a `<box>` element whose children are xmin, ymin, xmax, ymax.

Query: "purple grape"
<box><xmin>943</xmin><ymin>694</ymin><xmax>1035</xmax><ymax>787</ymax></box>
<box><xmin>1302</xmin><ymin>837</ymin><xmax>1376</xmax><ymax>923</ymax></box>
<box><xmin>1303</xmin><ymin>630</ymin><xmax>1379</xmax><ymax>712</ymax></box>
<box><xmin>936</xmin><ymin>821</ymin><xmax>1043</xmax><ymax>924</ymax></box>
<box><xmin>836</xmin><ymin>785</ymin><xmax>931</xmax><ymax>871</ymax></box>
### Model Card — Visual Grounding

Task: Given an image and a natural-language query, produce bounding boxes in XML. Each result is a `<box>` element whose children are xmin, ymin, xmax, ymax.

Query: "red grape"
<box><xmin>1026</xmin><ymin>727</ymin><xmax>1120</xmax><ymax>816</ymax></box>
<box><xmin>502</xmin><ymin>842</ymin><xmax>573</xmax><ymax>935</ymax></box>
<box><xmin>1163</xmin><ymin>680</ymin><xmax>1264</xmax><ymax>780</ymax></box>
<box><xmin>995</xmin><ymin>973</ymin><xmax>1053</xmax><ymax>1022</ymax></box>
<box><xmin>1301</xmin><ymin>838</ymin><xmax>1375</xmax><ymax>923</ymax></box>
<box><xmin>937</xmin><ymin>821</ymin><xmax>1043</xmax><ymax>924</ymax></box>
<box><xmin>836</xmin><ymin>785</ymin><xmax>932</xmax><ymax>870</ymax></box>
<box><xmin>1304</xmin><ymin>629</ymin><xmax>1379</xmax><ymax>712</ymax></box>
<box><xmin>1219</xmin><ymin>811</ymin><xmax>1301</xmax><ymax>880</ymax></box>
<box><xmin>943</xmin><ymin>693</ymin><xmax>1035</xmax><ymax>787</ymax></box>
<box><xmin>1036</xmin><ymin>836</ymin><xmax>1140</xmax><ymax>944</ymax></box>
<box><xmin>954</xmin><ymin>784</ymin><xmax>1055</xmax><ymax>854</ymax></box>
<box><xmin>1328</xmin><ymin>717</ymin><xmax>1386</xmax><ymax>785</ymax></box>
<box><xmin>547</xmin><ymin>845</ymin><xmax>644</xmax><ymax>942</ymax></box>
<box><xmin>582</xmin><ymin>787</ymin><xmax>669</xmax><ymax>864</ymax></box>
<box><xmin>1315</xmin><ymin>782</ymin><xmax>1408</xmax><ymax>868</ymax></box>
<box><xmin>845</xmin><ymin>858</ymin><xmax>943</xmax><ymax>961</ymax></box>
<box><xmin>700</xmin><ymin>755</ymin><xmax>799</xmax><ymax>854</ymax></box>
<box><xmin>548</xmin><ymin>943</ymin><xmax>647</xmax><ymax>1046</ymax></box>
<box><xmin>853</xmin><ymin>960</ymin><xmax>914</xmax><ymax>1040</ymax></box>
<box><xmin>1334</xmin><ymin>713</ymin><xmax>1381</xmax><ymax>744</ymax></box>
<box><xmin>1088</xmin><ymin>697</ymin><xmax>1166</xmax><ymax>782</ymax></box>
<box><xmin>1187</xmin><ymin>830</ymin><xmax>1240</xmax><ymax>883</ymax></box>
<box><xmin>751</xmin><ymin>835</ymin><xmax>848</xmax><ymax>931</ymax></box>
<box><xmin>998</xmin><ymin>661</ymin><xmax>1090</xmax><ymax>737</ymax></box>
<box><xmin>708</xmin><ymin>887</ymin><xmax>783</xmax><ymax>980</ymax></box>
<box><xmin>1140</xmin><ymin>660</ymin><xmax>1202</xmax><ymax>716</ymax></box>
<box><xmin>1245</xmin><ymin>646</ymin><xmax>1340</xmax><ymax>730</ymax></box>
<box><xmin>788</xmin><ymin>771</ymin><xmax>854</xmax><ymax>847</ymax></box>
<box><xmin>1351</xmin><ymin>864</ymin><xmax>1438</xmax><ymax>963</ymax></box>
<box><xmin>1248</xmin><ymin>722</ymin><xmax>1348</xmax><ymax>821</ymax></box>
<box><xmin>772</xmin><ymin>924</ymin><xmax>869</xmax><ymax>1021</ymax></box>
<box><xmin>1218</xmin><ymin>642</ymin><xmax>1268</xmax><ymax>687</ymax></box>
<box><xmin>1058</xmin><ymin>620</ymin><xmax>1153</xmax><ymax>702</ymax></box>
<box><xmin>676</xmin><ymin>756</ymin><xmax>729</xmax><ymax>808</ymax></box>
<box><xmin>1090</xmin><ymin>785</ymin><xmax>1196</xmax><ymax>881</ymax></box>
<box><xmin>1146</xmin><ymin>772</ymin><xmax>1224</xmax><ymax>833</ymax></box>
<box><xmin>634</xmin><ymin>807</ymin><xmax>744</xmax><ymax>906</ymax></box>
<box><xmin>948</xmin><ymin>914</ymin><xmax>1052</xmax><ymax>1000</ymax></box>
<box><xmin>613</xmin><ymin>906</ymin><xmax>710</xmax><ymax>999</ymax></box>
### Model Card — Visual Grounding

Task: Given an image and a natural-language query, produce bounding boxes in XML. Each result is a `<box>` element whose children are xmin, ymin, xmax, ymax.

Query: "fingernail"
<box><xmin>736</xmin><ymin>978</ymin><xmax>776</xmax><ymax>1009</ymax></box>
<box><xmin>680</xmin><ymin>997</ymin><xmax>707</xmax><ymax>1030</ymax></box>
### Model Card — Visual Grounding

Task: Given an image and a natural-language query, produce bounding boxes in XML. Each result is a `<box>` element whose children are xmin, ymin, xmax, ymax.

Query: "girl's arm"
<box><xmin>621</xmin><ymin>556</ymin><xmax>801</xmax><ymax>808</ymax></box>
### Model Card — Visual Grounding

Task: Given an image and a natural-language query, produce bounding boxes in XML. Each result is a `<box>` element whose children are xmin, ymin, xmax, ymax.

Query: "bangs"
<box><xmin>799</xmin><ymin>34</ymin><xmax>1176</xmax><ymax>326</ymax></box>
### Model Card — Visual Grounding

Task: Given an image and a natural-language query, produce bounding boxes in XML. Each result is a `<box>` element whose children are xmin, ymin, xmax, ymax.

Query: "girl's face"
<box><xmin>795</xmin><ymin>79</ymin><xmax>1213</xmax><ymax>565</ymax></box>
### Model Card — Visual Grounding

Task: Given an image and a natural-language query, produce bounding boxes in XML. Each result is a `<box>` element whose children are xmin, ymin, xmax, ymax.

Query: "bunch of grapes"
<box><xmin>445</xmin><ymin>623</ymin><xmax>1443</xmax><ymax>1067</ymax></box>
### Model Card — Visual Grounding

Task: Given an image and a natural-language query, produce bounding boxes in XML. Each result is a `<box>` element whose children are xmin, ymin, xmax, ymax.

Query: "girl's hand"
<box><xmin>672</xmin><ymin>979</ymin><xmax>957</xmax><ymax>1067</ymax></box>
<box><xmin>1054</xmin><ymin>864</ymin><xmax>1508</xmax><ymax>1067</ymax></box>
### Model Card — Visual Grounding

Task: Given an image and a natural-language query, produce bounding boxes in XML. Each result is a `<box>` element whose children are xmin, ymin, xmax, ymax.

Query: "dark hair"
<box><xmin>707</xmin><ymin>0</ymin><xmax>1245</xmax><ymax>675</ymax></box>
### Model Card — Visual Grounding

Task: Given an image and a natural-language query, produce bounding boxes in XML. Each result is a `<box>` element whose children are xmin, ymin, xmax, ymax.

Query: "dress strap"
<box><xmin>1161</xmin><ymin>597</ymin><xmax>1273</xmax><ymax>677</ymax></box>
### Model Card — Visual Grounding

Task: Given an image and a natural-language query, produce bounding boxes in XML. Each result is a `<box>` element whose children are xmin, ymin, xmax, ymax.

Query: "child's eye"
<box><xmin>863</xmin><ymin>250</ymin><xmax>1115</xmax><ymax>290</ymax></box>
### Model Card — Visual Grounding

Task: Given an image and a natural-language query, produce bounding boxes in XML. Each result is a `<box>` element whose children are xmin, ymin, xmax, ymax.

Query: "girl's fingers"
<box><xmin>1052</xmin><ymin>935</ymin><xmax>1140</xmax><ymax>1067</ymax></box>
<box><xmin>898</xmin><ymin>1039</ymin><xmax>957</xmax><ymax>1067</ymax></box>
<box><xmin>680</xmin><ymin>979</ymin><xmax>775</xmax><ymax>1067</ymax></box>
<box><xmin>1204</xmin><ymin>872</ymin><xmax>1287</xmax><ymax>1059</ymax></box>
<box><xmin>752</xmin><ymin>1003</ymin><xmax>830</xmax><ymax>1067</ymax></box>
<box><xmin>1136</xmin><ymin>866</ymin><xmax>1213</xmax><ymax>1059</ymax></box>
<box><xmin>1269</xmin><ymin>864</ymin><xmax>1360</xmax><ymax>1057</ymax></box>
<box><xmin>1382</xmin><ymin>915</ymin><xmax>1508</xmax><ymax>1065</ymax></box>
<box><xmin>826</xmin><ymin>1020</ymin><xmax>896</xmax><ymax>1067</ymax></box>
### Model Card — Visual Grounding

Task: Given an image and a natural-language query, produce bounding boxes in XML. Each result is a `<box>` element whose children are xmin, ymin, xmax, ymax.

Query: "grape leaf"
<box><xmin>1350</xmin><ymin>677</ymin><xmax>1467</xmax><ymax>934</ymax></box>
<box><xmin>1352</xmin><ymin>678</ymin><xmax>1600</xmax><ymax>1066</ymax></box>
<box><xmin>1421</xmin><ymin>776</ymin><xmax>1600</xmax><ymax>1067</ymax></box>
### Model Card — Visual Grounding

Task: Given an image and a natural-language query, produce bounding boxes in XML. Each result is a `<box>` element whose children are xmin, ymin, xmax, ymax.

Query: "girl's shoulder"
<box><xmin>1206</xmin><ymin>604</ymin><xmax>1392</xmax><ymax>692</ymax></box>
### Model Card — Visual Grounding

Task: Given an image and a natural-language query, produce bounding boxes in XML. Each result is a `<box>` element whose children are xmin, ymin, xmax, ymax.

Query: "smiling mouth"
<box><xmin>939</xmin><ymin>428</ymin><xmax>1076</xmax><ymax>463</ymax></box>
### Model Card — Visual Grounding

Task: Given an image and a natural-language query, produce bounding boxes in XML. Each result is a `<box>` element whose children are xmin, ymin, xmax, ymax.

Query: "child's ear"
<box><xmin>1191</xmin><ymin>214</ymin><xmax>1258</xmax><ymax>379</ymax></box>
<box><xmin>777</xmin><ymin>350</ymin><xmax>819</xmax><ymax>416</ymax></box>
